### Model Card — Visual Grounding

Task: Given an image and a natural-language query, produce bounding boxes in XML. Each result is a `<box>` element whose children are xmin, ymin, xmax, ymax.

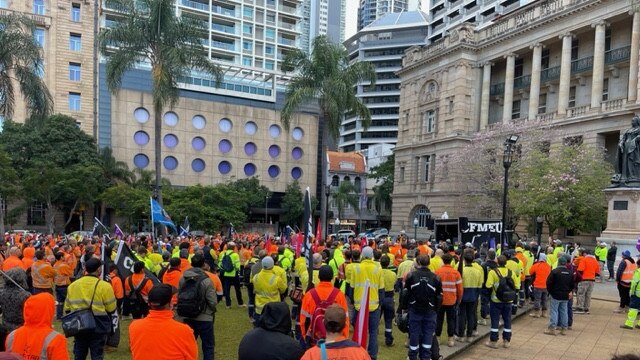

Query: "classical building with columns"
<box><xmin>391</xmin><ymin>0</ymin><xmax>638</xmax><ymax>240</ymax></box>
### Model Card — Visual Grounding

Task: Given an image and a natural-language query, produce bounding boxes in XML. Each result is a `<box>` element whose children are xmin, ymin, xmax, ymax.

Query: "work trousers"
<box><xmin>73</xmin><ymin>333</ymin><xmax>107</xmax><ymax>360</ymax></box>
<box><xmin>618</xmin><ymin>283</ymin><xmax>631</xmax><ymax>309</ymax></box>
<box><xmin>576</xmin><ymin>280</ymin><xmax>594</xmax><ymax>311</ymax></box>
<box><xmin>456</xmin><ymin>300</ymin><xmax>476</xmax><ymax>337</ymax></box>
<box><xmin>489</xmin><ymin>302</ymin><xmax>512</xmax><ymax>342</ymax></box>
<box><xmin>381</xmin><ymin>294</ymin><xmax>395</xmax><ymax>345</ymax></box>
<box><xmin>532</xmin><ymin>288</ymin><xmax>548</xmax><ymax>311</ymax></box>
<box><xmin>184</xmin><ymin>319</ymin><xmax>215</xmax><ymax>360</ymax></box>
<box><xmin>354</xmin><ymin>308</ymin><xmax>380</xmax><ymax>359</ymax></box>
<box><xmin>436</xmin><ymin>304</ymin><xmax>456</xmax><ymax>338</ymax></box>
<box><xmin>407</xmin><ymin>309</ymin><xmax>437</xmax><ymax>360</ymax></box>
<box><xmin>222</xmin><ymin>275</ymin><xmax>244</xmax><ymax>307</ymax></box>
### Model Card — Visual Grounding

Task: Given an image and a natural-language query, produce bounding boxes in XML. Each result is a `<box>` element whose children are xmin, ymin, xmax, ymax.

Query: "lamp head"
<box><xmin>413</xmin><ymin>217</ymin><xmax>419</xmax><ymax>226</ymax></box>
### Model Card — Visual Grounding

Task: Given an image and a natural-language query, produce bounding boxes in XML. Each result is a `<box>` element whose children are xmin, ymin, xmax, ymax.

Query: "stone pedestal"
<box><xmin>597</xmin><ymin>188</ymin><xmax>640</xmax><ymax>255</ymax></box>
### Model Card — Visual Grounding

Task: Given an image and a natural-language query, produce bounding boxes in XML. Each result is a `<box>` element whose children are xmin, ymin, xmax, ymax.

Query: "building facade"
<box><xmin>392</xmin><ymin>0</ymin><xmax>638</xmax><ymax>240</ymax></box>
<box><xmin>357</xmin><ymin>0</ymin><xmax>409</xmax><ymax>31</ymax></box>
<box><xmin>342</xmin><ymin>11</ymin><xmax>428</xmax><ymax>152</ymax></box>
<box><xmin>326</xmin><ymin>151</ymin><xmax>372</xmax><ymax>232</ymax></box>
<box><xmin>300</xmin><ymin>0</ymin><xmax>345</xmax><ymax>53</ymax></box>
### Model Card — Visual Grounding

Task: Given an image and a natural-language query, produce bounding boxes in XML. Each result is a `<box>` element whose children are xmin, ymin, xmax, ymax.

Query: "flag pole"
<box><xmin>150</xmin><ymin>197</ymin><xmax>155</xmax><ymax>242</ymax></box>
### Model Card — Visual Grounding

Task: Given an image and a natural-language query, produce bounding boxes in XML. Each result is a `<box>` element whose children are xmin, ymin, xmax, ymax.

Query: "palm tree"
<box><xmin>100</xmin><ymin>0</ymin><xmax>222</xmax><ymax>205</ymax></box>
<box><xmin>0</xmin><ymin>14</ymin><xmax>53</xmax><ymax>121</ymax></box>
<box><xmin>280</xmin><ymin>35</ymin><xmax>375</xmax><ymax>238</ymax></box>
<box><xmin>332</xmin><ymin>181</ymin><xmax>360</xmax><ymax>221</ymax></box>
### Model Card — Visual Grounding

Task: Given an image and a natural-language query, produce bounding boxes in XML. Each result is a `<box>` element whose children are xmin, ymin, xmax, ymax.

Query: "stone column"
<box><xmin>557</xmin><ymin>33</ymin><xmax>573</xmax><ymax>116</ymax></box>
<box><xmin>528</xmin><ymin>43</ymin><xmax>543</xmax><ymax>120</ymax></box>
<box><xmin>503</xmin><ymin>54</ymin><xmax>516</xmax><ymax>122</ymax></box>
<box><xmin>629</xmin><ymin>11</ymin><xmax>640</xmax><ymax>102</ymax></box>
<box><xmin>480</xmin><ymin>62</ymin><xmax>492</xmax><ymax>129</ymax></box>
<box><xmin>591</xmin><ymin>21</ymin><xmax>607</xmax><ymax>109</ymax></box>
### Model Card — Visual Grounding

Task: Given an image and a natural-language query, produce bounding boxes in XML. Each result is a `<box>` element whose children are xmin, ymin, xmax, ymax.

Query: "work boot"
<box><xmin>544</xmin><ymin>328</ymin><xmax>557</xmax><ymax>336</ymax></box>
<box><xmin>485</xmin><ymin>341</ymin><xmax>498</xmax><ymax>349</ymax></box>
<box><xmin>447</xmin><ymin>339</ymin><xmax>455</xmax><ymax>347</ymax></box>
<box><xmin>614</xmin><ymin>308</ymin><xmax>624</xmax><ymax>314</ymax></box>
<box><xmin>560</xmin><ymin>328</ymin><xmax>567</xmax><ymax>335</ymax></box>
<box><xmin>503</xmin><ymin>340</ymin><xmax>510</xmax><ymax>348</ymax></box>
<box><xmin>541</xmin><ymin>310</ymin><xmax>547</xmax><ymax>318</ymax></box>
<box><xmin>478</xmin><ymin>318</ymin><xmax>487</xmax><ymax>326</ymax></box>
<box><xmin>620</xmin><ymin>324</ymin><xmax>634</xmax><ymax>330</ymax></box>
<box><xmin>529</xmin><ymin>309</ymin><xmax>541</xmax><ymax>318</ymax></box>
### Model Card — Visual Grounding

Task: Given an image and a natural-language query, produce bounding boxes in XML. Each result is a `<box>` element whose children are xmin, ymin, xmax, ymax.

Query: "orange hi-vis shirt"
<box><xmin>2</xmin><ymin>256</ymin><xmax>27</xmax><ymax>271</ymax></box>
<box><xmin>577</xmin><ymin>256</ymin><xmax>600</xmax><ymax>281</ymax></box>
<box><xmin>419</xmin><ymin>244</ymin><xmax>433</xmax><ymax>257</ymax></box>
<box><xmin>529</xmin><ymin>261</ymin><xmax>551</xmax><ymax>289</ymax></box>
<box><xmin>515</xmin><ymin>252</ymin><xmax>528</xmax><ymax>280</ymax></box>
<box><xmin>205</xmin><ymin>271</ymin><xmax>224</xmax><ymax>297</ymax></box>
<box><xmin>129</xmin><ymin>309</ymin><xmax>198</xmax><ymax>360</ymax></box>
<box><xmin>110</xmin><ymin>271</ymin><xmax>124</xmax><ymax>300</ymax></box>
<box><xmin>125</xmin><ymin>273</ymin><xmax>154</xmax><ymax>301</ymax></box>
<box><xmin>22</xmin><ymin>248</ymin><xmax>35</xmax><ymax>269</ymax></box>
<box><xmin>162</xmin><ymin>268</ymin><xmax>182</xmax><ymax>305</ymax></box>
<box><xmin>299</xmin><ymin>282</ymin><xmax>349</xmax><ymax>338</ymax></box>
<box><xmin>301</xmin><ymin>337</ymin><xmax>370</xmax><ymax>360</ymax></box>
<box><xmin>179</xmin><ymin>258</ymin><xmax>191</xmax><ymax>273</ymax></box>
<box><xmin>31</xmin><ymin>260</ymin><xmax>56</xmax><ymax>289</ymax></box>
<box><xmin>53</xmin><ymin>260</ymin><xmax>73</xmax><ymax>287</ymax></box>
<box><xmin>435</xmin><ymin>264</ymin><xmax>463</xmax><ymax>306</ymax></box>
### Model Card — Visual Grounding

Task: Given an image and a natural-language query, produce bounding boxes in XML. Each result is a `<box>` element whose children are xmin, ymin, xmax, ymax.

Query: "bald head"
<box><xmin>312</xmin><ymin>253</ymin><xmax>323</xmax><ymax>267</ymax></box>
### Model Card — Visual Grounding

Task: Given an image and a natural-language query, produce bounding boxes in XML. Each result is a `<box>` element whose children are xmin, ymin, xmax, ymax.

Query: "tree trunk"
<box><xmin>47</xmin><ymin>199</ymin><xmax>55</xmax><ymax>234</ymax></box>
<box><xmin>154</xmin><ymin>100</ymin><xmax>163</xmax><ymax>206</ymax></box>
<box><xmin>63</xmin><ymin>200</ymin><xmax>79</xmax><ymax>229</ymax></box>
<box><xmin>319</xmin><ymin>111</ymin><xmax>328</xmax><ymax>240</ymax></box>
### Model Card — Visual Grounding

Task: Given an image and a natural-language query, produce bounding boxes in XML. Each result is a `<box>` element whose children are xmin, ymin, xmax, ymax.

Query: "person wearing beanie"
<box><xmin>251</xmin><ymin>256</ymin><xmax>287</xmax><ymax>324</ymax></box>
<box><xmin>300</xmin><ymin>265</ymin><xmax>349</xmax><ymax>344</ymax></box>
<box><xmin>346</xmin><ymin>246</ymin><xmax>385</xmax><ymax>359</ymax></box>
<box><xmin>130</xmin><ymin>285</ymin><xmax>197</xmax><ymax>360</ymax></box>
<box><xmin>529</xmin><ymin>253</ymin><xmax>551</xmax><ymax>318</ymax></box>
<box><xmin>615</xmin><ymin>250</ymin><xmax>638</xmax><ymax>313</ymax></box>
<box><xmin>545</xmin><ymin>255</ymin><xmax>574</xmax><ymax>335</ymax></box>
<box><xmin>239</xmin><ymin>302</ymin><xmax>304</xmax><ymax>360</ymax></box>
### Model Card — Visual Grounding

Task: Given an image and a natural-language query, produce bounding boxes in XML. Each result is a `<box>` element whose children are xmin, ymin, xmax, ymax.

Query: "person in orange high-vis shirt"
<box><xmin>130</xmin><ymin>284</ymin><xmax>197</xmax><ymax>360</ymax></box>
<box><xmin>162</xmin><ymin>258</ymin><xmax>183</xmax><ymax>305</ymax></box>
<box><xmin>300</xmin><ymin>266</ymin><xmax>350</xmax><ymax>340</ymax></box>
<box><xmin>53</xmin><ymin>252</ymin><xmax>72</xmax><ymax>320</ymax></box>
<box><xmin>2</xmin><ymin>247</ymin><xmax>27</xmax><ymax>271</ymax></box>
<box><xmin>125</xmin><ymin>261</ymin><xmax>154</xmax><ymax>319</ymax></box>
<box><xmin>5</xmin><ymin>292</ymin><xmax>69</xmax><ymax>360</ymax></box>
<box><xmin>22</xmin><ymin>247</ymin><xmax>35</xmax><ymax>270</ymax></box>
<box><xmin>575</xmin><ymin>249</ymin><xmax>600</xmax><ymax>313</ymax></box>
<box><xmin>300</xmin><ymin>305</ymin><xmax>368</xmax><ymax>360</ymax></box>
<box><xmin>31</xmin><ymin>250</ymin><xmax>56</xmax><ymax>295</ymax></box>
<box><xmin>529</xmin><ymin>253</ymin><xmax>551</xmax><ymax>318</ymax></box>
<box><xmin>435</xmin><ymin>253</ymin><xmax>463</xmax><ymax>347</ymax></box>
<box><xmin>109</xmin><ymin>264</ymin><xmax>124</xmax><ymax>315</ymax></box>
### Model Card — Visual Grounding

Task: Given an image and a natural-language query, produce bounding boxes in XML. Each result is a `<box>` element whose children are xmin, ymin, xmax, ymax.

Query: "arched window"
<box><xmin>344</xmin><ymin>176</ymin><xmax>351</xmax><ymax>183</ymax></box>
<box><xmin>331</xmin><ymin>175</ymin><xmax>339</xmax><ymax>187</ymax></box>
<box><xmin>354</xmin><ymin>177</ymin><xmax>362</xmax><ymax>193</ymax></box>
<box><xmin>414</xmin><ymin>206</ymin><xmax>431</xmax><ymax>228</ymax></box>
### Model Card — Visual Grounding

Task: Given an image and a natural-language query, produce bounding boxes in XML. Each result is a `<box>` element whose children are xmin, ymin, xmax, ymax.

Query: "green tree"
<box><xmin>98</xmin><ymin>147</ymin><xmax>134</xmax><ymax>223</ymax></box>
<box><xmin>281</xmin><ymin>181</ymin><xmax>304</xmax><ymax>226</ymax></box>
<box><xmin>333</xmin><ymin>181</ymin><xmax>360</xmax><ymax>220</ymax></box>
<box><xmin>227</xmin><ymin>177</ymin><xmax>271</xmax><ymax>210</ymax></box>
<box><xmin>100</xmin><ymin>183</ymin><xmax>154</xmax><ymax>230</ymax></box>
<box><xmin>0</xmin><ymin>146</ymin><xmax>19</xmax><ymax>235</ymax></box>
<box><xmin>280</xmin><ymin>35</ymin><xmax>376</xmax><ymax>239</ymax></box>
<box><xmin>100</xmin><ymin>0</ymin><xmax>222</xmax><ymax>205</ymax></box>
<box><xmin>369</xmin><ymin>154</ymin><xmax>394</xmax><ymax>216</ymax></box>
<box><xmin>0</xmin><ymin>14</ymin><xmax>53</xmax><ymax>121</ymax></box>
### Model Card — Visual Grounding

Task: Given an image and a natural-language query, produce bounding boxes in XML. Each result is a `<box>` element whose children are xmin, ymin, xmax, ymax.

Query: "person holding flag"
<box><xmin>347</xmin><ymin>246</ymin><xmax>384</xmax><ymax>359</ymax></box>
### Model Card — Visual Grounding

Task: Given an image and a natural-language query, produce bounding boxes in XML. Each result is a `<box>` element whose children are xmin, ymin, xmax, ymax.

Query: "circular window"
<box><xmin>218</xmin><ymin>139</ymin><xmax>232</xmax><ymax>153</ymax></box>
<box><xmin>164</xmin><ymin>112</ymin><xmax>178</xmax><ymax>127</ymax></box>
<box><xmin>291</xmin><ymin>167</ymin><xmax>303</xmax><ymax>180</ymax></box>
<box><xmin>134</xmin><ymin>131</ymin><xmax>149</xmax><ymax>146</ymax></box>
<box><xmin>292</xmin><ymin>147</ymin><xmax>304</xmax><ymax>160</ymax></box>
<box><xmin>218</xmin><ymin>161</ymin><xmax>232</xmax><ymax>174</ymax></box>
<box><xmin>244</xmin><ymin>142</ymin><xmax>257</xmax><ymax>156</ymax></box>
<box><xmin>134</xmin><ymin>107</ymin><xmax>150</xmax><ymax>124</ymax></box>
<box><xmin>192</xmin><ymin>115</ymin><xmax>206</xmax><ymax>130</ymax></box>
<box><xmin>244</xmin><ymin>163</ymin><xmax>256</xmax><ymax>176</ymax></box>
<box><xmin>163</xmin><ymin>156</ymin><xmax>178</xmax><ymax>170</ymax></box>
<box><xmin>292</xmin><ymin>127</ymin><xmax>304</xmax><ymax>141</ymax></box>
<box><xmin>244</xmin><ymin>121</ymin><xmax>257</xmax><ymax>135</ymax></box>
<box><xmin>268</xmin><ymin>165</ymin><xmax>280</xmax><ymax>178</ymax></box>
<box><xmin>219</xmin><ymin>118</ymin><xmax>233</xmax><ymax>133</ymax></box>
<box><xmin>192</xmin><ymin>136</ymin><xmax>206</xmax><ymax>151</ymax></box>
<box><xmin>191</xmin><ymin>158</ymin><xmax>206</xmax><ymax>173</ymax></box>
<box><xmin>268</xmin><ymin>145</ymin><xmax>280</xmax><ymax>158</ymax></box>
<box><xmin>133</xmin><ymin>154</ymin><xmax>149</xmax><ymax>168</ymax></box>
<box><xmin>164</xmin><ymin>134</ymin><xmax>179</xmax><ymax>148</ymax></box>
<box><xmin>269</xmin><ymin>124</ymin><xmax>281</xmax><ymax>138</ymax></box>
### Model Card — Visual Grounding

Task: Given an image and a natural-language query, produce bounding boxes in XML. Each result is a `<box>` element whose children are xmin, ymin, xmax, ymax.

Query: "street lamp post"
<box><xmin>413</xmin><ymin>217</ymin><xmax>419</xmax><ymax>241</ymax></box>
<box><xmin>325</xmin><ymin>185</ymin><xmax>331</xmax><ymax>239</ymax></box>
<box><xmin>265</xmin><ymin>195</ymin><xmax>269</xmax><ymax>224</ymax></box>
<box><xmin>536</xmin><ymin>216</ymin><xmax>544</xmax><ymax>243</ymax></box>
<box><xmin>502</xmin><ymin>135</ymin><xmax>519</xmax><ymax>249</ymax></box>
<box><xmin>334</xmin><ymin>218</ymin><xmax>340</xmax><ymax>241</ymax></box>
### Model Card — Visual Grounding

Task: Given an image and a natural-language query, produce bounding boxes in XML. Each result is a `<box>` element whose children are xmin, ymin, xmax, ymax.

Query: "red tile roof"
<box><xmin>327</xmin><ymin>151</ymin><xmax>367</xmax><ymax>174</ymax></box>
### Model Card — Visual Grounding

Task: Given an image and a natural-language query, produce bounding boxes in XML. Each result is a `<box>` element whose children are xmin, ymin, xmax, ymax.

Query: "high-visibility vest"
<box><xmin>31</xmin><ymin>262</ymin><xmax>53</xmax><ymax>289</ymax></box>
<box><xmin>6</xmin><ymin>329</ymin><xmax>59</xmax><ymax>360</ymax></box>
<box><xmin>621</xmin><ymin>260</ymin><xmax>637</xmax><ymax>283</ymax></box>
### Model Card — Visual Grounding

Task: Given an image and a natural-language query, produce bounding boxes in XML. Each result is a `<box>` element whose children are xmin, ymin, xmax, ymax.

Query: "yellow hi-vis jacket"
<box><xmin>252</xmin><ymin>268</ymin><xmax>287</xmax><ymax>315</ymax></box>
<box><xmin>349</xmin><ymin>259</ymin><xmax>384</xmax><ymax>311</ymax></box>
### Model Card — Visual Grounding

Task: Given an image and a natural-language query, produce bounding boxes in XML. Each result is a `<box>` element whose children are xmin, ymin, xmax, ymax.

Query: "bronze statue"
<box><xmin>612</xmin><ymin>115</ymin><xmax>640</xmax><ymax>187</ymax></box>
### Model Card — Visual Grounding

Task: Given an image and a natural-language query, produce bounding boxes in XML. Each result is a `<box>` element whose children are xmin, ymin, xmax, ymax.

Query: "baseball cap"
<box><xmin>361</xmin><ymin>246</ymin><xmax>374</xmax><ymax>259</ymax></box>
<box><xmin>262</xmin><ymin>256</ymin><xmax>274</xmax><ymax>269</ymax></box>
<box><xmin>623</xmin><ymin>250</ymin><xmax>631</xmax><ymax>257</ymax></box>
<box><xmin>148</xmin><ymin>284</ymin><xmax>173</xmax><ymax>307</ymax></box>
<box><xmin>85</xmin><ymin>258</ymin><xmax>102</xmax><ymax>273</ymax></box>
<box><xmin>324</xmin><ymin>304</ymin><xmax>346</xmax><ymax>328</ymax></box>
<box><xmin>558</xmin><ymin>256</ymin><xmax>568</xmax><ymax>265</ymax></box>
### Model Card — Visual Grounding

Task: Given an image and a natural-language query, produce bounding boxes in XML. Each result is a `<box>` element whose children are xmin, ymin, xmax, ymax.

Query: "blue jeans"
<box><xmin>73</xmin><ymin>333</ymin><xmax>107</xmax><ymax>360</ymax></box>
<box><xmin>489</xmin><ymin>302</ymin><xmax>512</xmax><ymax>342</ymax></box>
<box><xmin>407</xmin><ymin>309</ymin><xmax>436</xmax><ymax>360</ymax></box>
<box><xmin>222</xmin><ymin>275</ymin><xmax>243</xmax><ymax>307</ymax></box>
<box><xmin>355</xmin><ymin>308</ymin><xmax>380</xmax><ymax>359</ymax></box>
<box><xmin>184</xmin><ymin>319</ymin><xmax>215</xmax><ymax>360</ymax></box>
<box><xmin>568</xmin><ymin>297</ymin><xmax>573</xmax><ymax>326</ymax></box>
<box><xmin>549</xmin><ymin>298</ymin><xmax>568</xmax><ymax>329</ymax></box>
<box><xmin>381</xmin><ymin>295</ymin><xmax>395</xmax><ymax>344</ymax></box>
<box><xmin>533</xmin><ymin>288</ymin><xmax>548</xmax><ymax>310</ymax></box>
<box><xmin>55</xmin><ymin>286</ymin><xmax>68</xmax><ymax>319</ymax></box>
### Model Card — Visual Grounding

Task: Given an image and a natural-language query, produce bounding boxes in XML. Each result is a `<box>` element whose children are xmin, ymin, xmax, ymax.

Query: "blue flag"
<box><xmin>179</xmin><ymin>217</ymin><xmax>190</xmax><ymax>236</ymax></box>
<box><xmin>150</xmin><ymin>198</ymin><xmax>177</xmax><ymax>231</ymax></box>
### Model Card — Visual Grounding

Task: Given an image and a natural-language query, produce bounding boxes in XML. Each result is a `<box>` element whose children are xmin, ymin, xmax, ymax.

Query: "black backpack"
<box><xmin>220</xmin><ymin>252</ymin><xmax>234</xmax><ymax>273</ymax></box>
<box><xmin>176</xmin><ymin>273</ymin><xmax>209</xmax><ymax>318</ymax></box>
<box><xmin>243</xmin><ymin>258</ymin><xmax>258</xmax><ymax>284</ymax></box>
<box><xmin>494</xmin><ymin>269</ymin><xmax>517</xmax><ymax>303</ymax></box>
<box><xmin>127</xmin><ymin>276</ymin><xmax>150</xmax><ymax>318</ymax></box>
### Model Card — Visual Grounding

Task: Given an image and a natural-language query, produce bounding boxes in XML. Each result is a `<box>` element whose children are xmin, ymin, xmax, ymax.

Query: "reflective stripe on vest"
<box><xmin>6</xmin><ymin>329</ymin><xmax>59</xmax><ymax>360</ymax></box>
<box><xmin>622</xmin><ymin>260</ymin><xmax>637</xmax><ymax>282</ymax></box>
<box><xmin>32</xmin><ymin>263</ymin><xmax>50</xmax><ymax>288</ymax></box>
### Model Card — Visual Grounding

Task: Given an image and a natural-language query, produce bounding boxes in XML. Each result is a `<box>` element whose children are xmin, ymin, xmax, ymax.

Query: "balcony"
<box><xmin>211</xmin><ymin>40</ymin><xmax>236</xmax><ymax>51</ymax></box>
<box><xmin>0</xmin><ymin>8</ymin><xmax>51</xmax><ymax>27</ymax></box>
<box><xmin>212</xmin><ymin>5</ymin><xmax>236</xmax><ymax>17</ymax></box>
<box><xmin>279</xmin><ymin>4</ymin><xmax>299</xmax><ymax>14</ymax></box>
<box><xmin>181</xmin><ymin>0</ymin><xmax>210</xmax><ymax>12</ymax></box>
<box><xmin>513</xmin><ymin>74</ymin><xmax>531</xmax><ymax>89</ymax></box>
<box><xmin>278</xmin><ymin>37</ymin><xmax>297</xmax><ymax>46</ymax></box>
<box><xmin>566</xmin><ymin>105</ymin><xmax>588</xmax><ymax>118</ymax></box>
<box><xmin>570</xmin><ymin>56</ymin><xmax>593</xmax><ymax>74</ymax></box>
<box><xmin>605</xmin><ymin>45</ymin><xmax>631</xmax><ymax>65</ymax></box>
<box><xmin>212</xmin><ymin>23</ymin><xmax>238</xmax><ymax>35</ymax></box>
<box><xmin>278</xmin><ymin>22</ymin><xmax>298</xmax><ymax>31</ymax></box>
<box><xmin>541</xmin><ymin>65</ymin><xmax>561</xmax><ymax>82</ymax></box>
<box><xmin>489</xmin><ymin>82</ymin><xmax>504</xmax><ymax>96</ymax></box>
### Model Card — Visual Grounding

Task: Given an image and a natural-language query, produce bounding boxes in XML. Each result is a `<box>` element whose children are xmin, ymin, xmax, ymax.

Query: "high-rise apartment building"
<box><xmin>341</xmin><ymin>11</ymin><xmax>428</xmax><ymax>152</ymax></box>
<box><xmin>300</xmin><ymin>0</ymin><xmax>345</xmax><ymax>53</ymax></box>
<box><xmin>357</xmin><ymin>0</ymin><xmax>408</xmax><ymax>31</ymax></box>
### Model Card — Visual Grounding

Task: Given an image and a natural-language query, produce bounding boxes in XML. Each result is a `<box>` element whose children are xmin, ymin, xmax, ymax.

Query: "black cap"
<box><xmin>148</xmin><ymin>284</ymin><xmax>173</xmax><ymax>307</ymax></box>
<box><xmin>85</xmin><ymin>258</ymin><xmax>102</xmax><ymax>273</ymax></box>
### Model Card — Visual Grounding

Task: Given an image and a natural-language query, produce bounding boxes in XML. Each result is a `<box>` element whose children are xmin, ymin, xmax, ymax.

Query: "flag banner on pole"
<box><xmin>114</xmin><ymin>224</ymin><xmax>124</xmax><ymax>239</ymax></box>
<box><xmin>92</xmin><ymin>217</ymin><xmax>110</xmax><ymax>236</ymax></box>
<box><xmin>150</xmin><ymin>198</ymin><xmax>177</xmax><ymax>231</ymax></box>
<box><xmin>228</xmin><ymin>223</ymin><xmax>235</xmax><ymax>239</ymax></box>
<box><xmin>91</xmin><ymin>221</ymin><xmax>100</xmax><ymax>236</ymax></box>
<box><xmin>353</xmin><ymin>279</ymin><xmax>370</xmax><ymax>348</ymax></box>
<box><xmin>303</xmin><ymin>187</ymin><xmax>313</xmax><ymax>291</ymax></box>
<box><xmin>114</xmin><ymin>240</ymin><xmax>160</xmax><ymax>284</ymax></box>
<box><xmin>179</xmin><ymin>217</ymin><xmax>190</xmax><ymax>237</ymax></box>
<box><xmin>315</xmin><ymin>218</ymin><xmax>322</xmax><ymax>241</ymax></box>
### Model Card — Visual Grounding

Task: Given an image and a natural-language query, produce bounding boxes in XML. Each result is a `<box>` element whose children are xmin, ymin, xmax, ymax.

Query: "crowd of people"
<box><xmin>0</xmin><ymin>230</ymin><xmax>637</xmax><ymax>360</ymax></box>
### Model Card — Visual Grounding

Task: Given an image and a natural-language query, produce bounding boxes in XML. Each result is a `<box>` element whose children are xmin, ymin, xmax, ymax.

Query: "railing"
<box><xmin>104</xmin><ymin>19</ymin><xmax>118</xmax><ymax>28</ymax></box>
<box><xmin>540</xmin><ymin>65</ymin><xmax>561</xmax><ymax>82</ymax></box>
<box><xmin>104</xmin><ymin>0</ymin><xmax>128</xmax><ymax>11</ymax></box>
<box><xmin>536</xmin><ymin>111</ymin><xmax>556</xmax><ymax>121</ymax></box>
<box><xmin>212</xmin><ymin>23</ymin><xmax>237</xmax><ymax>35</ymax></box>
<box><xmin>449</xmin><ymin>13</ymin><xmax>462</xmax><ymax>22</ymax></box>
<box><xmin>279</xmin><ymin>22</ymin><xmax>297</xmax><ymax>30</ymax></box>
<box><xmin>513</xmin><ymin>74</ymin><xmax>531</xmax><ymax>89</ymax></box>
<box><xmin>278</xmin><ymin>37</ymin><xmax>296</xmax><ymax>46</ymax></box>
<box><xmin>602</xmin><ymin>98</ymin><xmax>626</xmax><ymax>111</ymax></box>
<box><xmin>433</xmin><ymin>22</ymin><xmax>446</xmax><ymax>31</ymax></box>
<box><xmin>432</xmin><ymin>7</ymin><xmax>446</xmax><ymax>17</ymax></box>
<box><xmin>566</xmin><ymin>105</ymin><xmax>589</xmax><ymax>118</ymax></box>
<box><xmin>489</xmin><ymin>82</ymin><xmax>504</xmax><ymax>96</ymax></box>
<box><xmin>211</xmin><ymin>40</ymin><xmax>236</xmax><ymax>51</ymax></box>
<box><xmin>605</xmin><ymin>45</ymin><xmax>631</xmax><ymax>65</ymax></box>
<box><xmin>181</xmin><ymin>0</ymin><xmax>210</xmax><ymax>12</ymax></box>
<box><xmin>449</xmin><ymin>0</ymin><xmax>462</xmax><ymax>6</ymax></box>
<box><xmin>212</xmin><ymin>5</ymin><xmax>236</xmax><ymax>16</ymax></box>
<box><xmin>571</xmin><ymin>56</ymin><xmax>593</xmax><ymax>74</ymax></box>
<box><xmin>279</xmin><ymin>4</ymin><xmax>298</xmax><ymax>14</ymax></box>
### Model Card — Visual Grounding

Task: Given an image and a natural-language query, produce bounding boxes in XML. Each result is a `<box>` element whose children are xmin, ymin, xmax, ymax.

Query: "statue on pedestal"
<box><xmin>612</xmin><ymin>115</ymin><xmax>640</xmax><ymax>187</ymax></box>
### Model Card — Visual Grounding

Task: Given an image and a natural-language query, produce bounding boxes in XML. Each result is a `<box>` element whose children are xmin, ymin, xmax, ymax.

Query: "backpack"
<box><xmin>220</xmin><ymin>252</ymin><xmax>234</xmax><ymax>273</ymax></box>
<box><xmin>306</xmin><ymin>288</ymin><xmax>340</xmax><ymax>345</ymax></box>
<box><xmin>176</xmin><ymin>273</ymin><xmax>209</xmax><ymax>318</ymax></box>
<box><xmin>127</xmin><ymin>276</ymin><xmax>150</xmax><ymax>318</ymax></box>
<box><xmin>494</xmin><ymin>269</ymin><xmax>517</xmax><ymax>303</ymax></box>
<box><xmin>243</xmin><ymin>258</ymin><xmax>258</xmax><ymax>284</ymax></box>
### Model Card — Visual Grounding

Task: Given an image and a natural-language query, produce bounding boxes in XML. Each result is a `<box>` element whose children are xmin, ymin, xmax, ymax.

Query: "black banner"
<box><xmin>113</xmin><ymin>241</ymin><xmax>160</xmax><ymax>284</ymax></box>
<box><xmin>458</xmin><ymin>218</ymin><xmax>502</xmax><ymax>249</ymax></box>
